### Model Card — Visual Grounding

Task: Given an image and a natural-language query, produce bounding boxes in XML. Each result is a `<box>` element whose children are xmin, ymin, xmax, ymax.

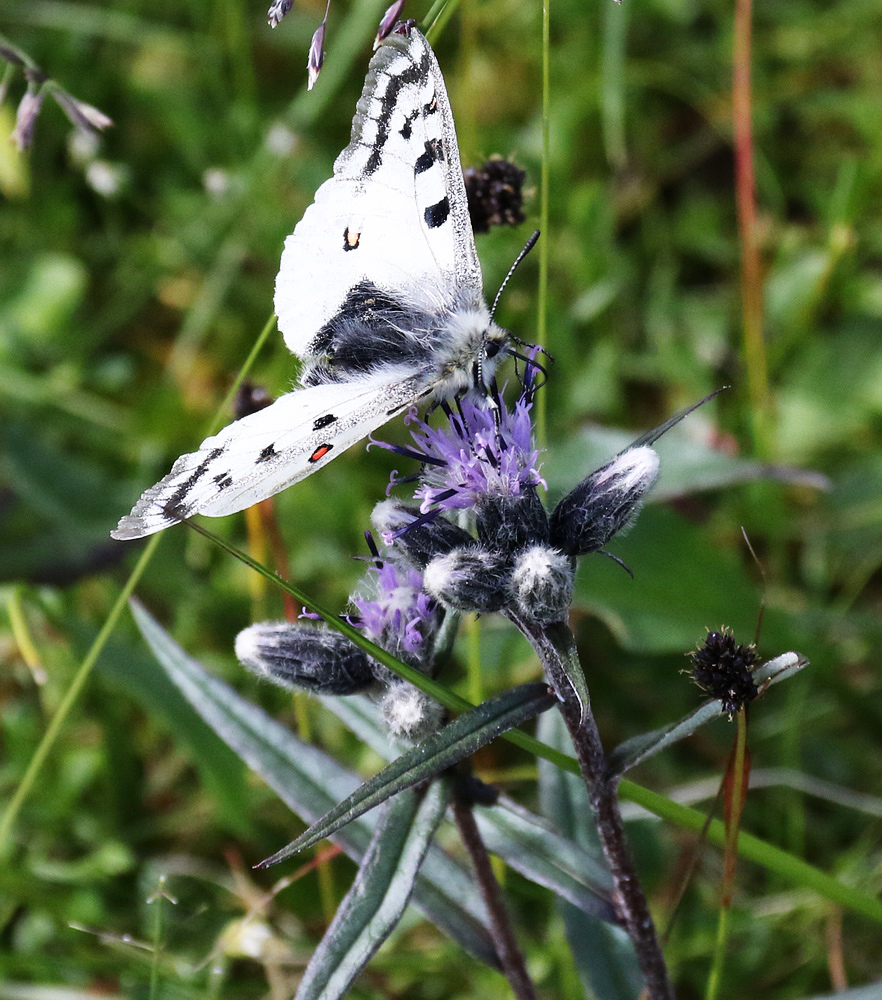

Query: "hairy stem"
<box><xmin>509</xmin><ymin>614</ymin><xmax>675</xmax><ymax>1000</ymax></box>
<box><xmin>451</xmin><ymin>779</ymin><xmax>539</xmax><ymax>1000</ymax></box>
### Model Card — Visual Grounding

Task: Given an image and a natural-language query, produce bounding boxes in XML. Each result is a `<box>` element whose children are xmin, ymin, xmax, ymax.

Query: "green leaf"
<box><xmin>323</xmin><ymin>693</ymin><xmax>617</xmax><ymax>921</ymax></box>
<box><xmin>474</xmin><ymin>797</ymin><xmax>615</xmax><ymax>922</ymax></box>
<box><xmin>295</xmin><ymin>782</ymin><xmax>450</xmax><ymax>1000</ymax></box>
<box><xmin>608</xmin><ymin>651</ymin><xmax>809</xmax><ymax>776</ymax></box>
<box><xmin>571</xmin><ymin>505</ymin><xmax>763</xmax><ymax>654</ymax></box>
<box><xmin>130</xmin><ymin>599</ymin><xmax>498</xmax><ymax>967</ymax></box>
<box><xmin>259</xmin><ymin>682</ymin><xmax>556</xmax><ymax>867</ymax></box>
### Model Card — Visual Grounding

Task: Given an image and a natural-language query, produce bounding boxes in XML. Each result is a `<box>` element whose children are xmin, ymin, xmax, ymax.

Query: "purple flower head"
<box><xmin>351</xmin><ymin>556</ymin><xmax>439</xmax><ymax>663</ymax></box>
<box><xmin>393</xmin><ymin>393</ymin><xmax>545</xmax><ymax>517</ymax></box>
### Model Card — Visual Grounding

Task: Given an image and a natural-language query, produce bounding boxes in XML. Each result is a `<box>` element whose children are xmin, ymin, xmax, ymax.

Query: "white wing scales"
<box><xmin>114</xmin><ymin>27</ymin><xmax>493</xmax><ymax>540</ymax></box>
<box><xmin>274</xmin><ymin>29</ymin><xmax>482</xmax><ymax>359</ymax></box>
<box><xmin>111</xmin><ymin>367</ymin><xmax>427</xmax><ymax>539</ymax></box>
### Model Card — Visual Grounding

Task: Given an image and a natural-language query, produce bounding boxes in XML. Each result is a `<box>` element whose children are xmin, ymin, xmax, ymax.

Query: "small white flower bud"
<box><xmin>423</xmin><ymin>547</ymin><xmax>511</xmax><ymax>613</ymax></box>
<box><xmin>372</xmin><ymin>500</ymin><xmax>473</xmax><ymax>568</ymax></box>
<box><xmin>380</xmin><ymin>684</ymin><xmax>444</xmax><ymax>741</ymax></box>
<box><xmin>510</xmin><ymin>545</ymin><xmax>574</xmax><ymax>624</ymax></box>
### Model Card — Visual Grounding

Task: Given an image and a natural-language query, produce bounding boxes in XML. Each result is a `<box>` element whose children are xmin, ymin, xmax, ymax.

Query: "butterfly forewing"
<box><xmin>111</xmin><ymin>367</ymin><xmax>426</xmax><ymax>539</ymax></box>
<box><xmin>274</xmin><ymin>29</ymin><xmax>483</xmax><ymax>361</ymax></box>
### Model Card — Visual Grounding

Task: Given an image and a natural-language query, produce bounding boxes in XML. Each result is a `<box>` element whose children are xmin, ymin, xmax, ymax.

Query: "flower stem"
<box><xmin>451</xmin><ymin>776</ymin><xmax>539</xmax><ymax>1000</ymax></box>
<box><xmin>509</xmin><ymin>614</ymin><xmax>675</xmax><ymax>1000</ymax></box>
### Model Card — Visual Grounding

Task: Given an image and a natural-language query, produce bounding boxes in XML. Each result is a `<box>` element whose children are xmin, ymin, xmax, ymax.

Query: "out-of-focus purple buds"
<box><xmin>475</xmin><ymin>486</ymin><xmax>549</xmax><ymax>557</ymax></box>
<box><xmin>510</xmin><ymin>545</ymin><xmax>574</xmax><ymax>625</ymax></box>
<box><xmin>375</xmin><ymin>1</ymin><xmax>407</xmax><ymax>48</ymax></box>
<box><xmin>463</xmin><ymin>158</ymin><xmax>527</xmax><ymax>234</ymax></box>
<box><xmin>307</xmin><ymin>19</ymin><xmax>327</xmax><ymax>91</ymax></box>
<box><xmin>12</xmin><ymin>83</ymin><xmax>44</xmax><ymax>152</ymax></box>
<box><xmin>50</xmin><ymin>89</ymin><xmax>113</xmax><ymax>135</ymax></box>
<box><xmin>549</xmin><ymin>446</ymin><xmax>659</xmax><ymax>557</ymax></box>
<box><xmin>267</xmin><ymin>0</ymin><xmax>294</xmax><ymax>28</ymax></box>
<box><xmin>423</xmin><ymin>547</ymin><xmax>511</xmax><ymax>614</ymax></box>
<box><xmin>372</xmin><ymin>500</ymin><xmax>473</xmax><ymax>569</ymax></box>
<box><xmin>235</xmin><ymin>621</ymin><xmax>375</xmax><ymax>695</ymax></box>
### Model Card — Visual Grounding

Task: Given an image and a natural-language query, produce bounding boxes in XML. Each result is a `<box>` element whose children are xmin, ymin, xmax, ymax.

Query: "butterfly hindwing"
<box><xmin>111</xmin><ymin>367</ymin><xmax>427</xmax><ymax>539</ymax></box>
<box><xmin>274</xmin><ymin>28</ymin><xmax>483</xmax><ymax>362</ymax></box>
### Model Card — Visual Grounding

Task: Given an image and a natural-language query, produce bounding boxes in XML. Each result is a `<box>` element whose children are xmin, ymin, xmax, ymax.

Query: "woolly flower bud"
<box><xmin>423</xmin><ymin>547</ymin><xmax>511</xmax><ymax>613</ymax></box>
<box><xmin>549</xmin><ymin>446</ymin><xmax>659</xmax><ymax>557</ymax></box>
<box><xmin>235</xmin><ymin>621</ymin><xmax>374</xmax><ymax>695</ymax></box>
<box><xmin>380</xmin><ymin>683</ymin><xmax>444</xmax><ymax>741</ymax></box>
<box><xmin>371</xmin><ymin>500</ymin><xmax>473</xmax><ymax>569</ymax></box>
<box><xmin>510</xmin><ymin>545</ymin><xmax>574</xmax><ymax>625</ymax></box>
<box><xmin>475</xmin><ymin>486</ymin><xmax>549</xmax><ymax>557</ymax></box>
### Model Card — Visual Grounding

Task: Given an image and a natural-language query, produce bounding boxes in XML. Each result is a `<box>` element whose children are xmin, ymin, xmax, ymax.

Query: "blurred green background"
<box><xmin>2</xmin><ymin>0</ymin><xmax>881</xmax><ymax>996</ymax></box>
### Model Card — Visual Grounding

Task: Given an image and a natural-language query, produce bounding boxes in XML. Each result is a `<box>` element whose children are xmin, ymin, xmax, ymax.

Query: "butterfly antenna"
<box><xmin>489</xmin><ymin>230</ymin><xmax>540</xmax><ymax>322</ymax></box>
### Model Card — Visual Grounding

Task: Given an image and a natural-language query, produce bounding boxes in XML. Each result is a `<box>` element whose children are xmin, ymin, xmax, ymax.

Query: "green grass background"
<box><xmin>2</xmin><ymin>0</ymin><xmax>882</xmax><ymax>996</ymax></box>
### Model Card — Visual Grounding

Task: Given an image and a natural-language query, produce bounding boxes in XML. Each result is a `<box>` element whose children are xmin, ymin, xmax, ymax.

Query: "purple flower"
<box><xmin>383</xmin><ymin>394</ymin><xmax>545</xmax><ymax>517</ymax></box>
<box><xmin>351</xmin><ymin>557</ymin><xmax>439</xmax><ymax>662</ymax></box>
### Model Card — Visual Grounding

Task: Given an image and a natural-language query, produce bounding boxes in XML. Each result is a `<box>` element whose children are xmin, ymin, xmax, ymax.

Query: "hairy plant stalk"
<box><xmin>509</xmin><ymin>613</ymin><xmax>675</xmax><ymax>1000</ymax></box>
<box><xmin>451</xmin><ymin>782</ymin><xmax>539</xmax><ymax>1000</ymax></box>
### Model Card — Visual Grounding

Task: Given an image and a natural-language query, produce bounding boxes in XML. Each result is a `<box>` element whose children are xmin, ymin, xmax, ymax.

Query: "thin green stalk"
<box><xmin>0</xmin><ymin>309</ymin><xmax>277</xmax><ymax>857</ymax></box>
<box><xmin>0</xmin><ymin>534</ymin><xmax>160</xmax><ymax>856</ymax></box>
<box><xmin>536</xmin><ymin>0</ymin><xmax>551</xmax><ymax>448</ymax></box>
<box><xmin>706</xmin><ymin>711</ymin><xmax>749</xmax><ymax>1000</ymax></box>
<box><xmin>705</xmin><ymin>905</ymin><xmax>730</xmax><ymax>1000</ymax></box>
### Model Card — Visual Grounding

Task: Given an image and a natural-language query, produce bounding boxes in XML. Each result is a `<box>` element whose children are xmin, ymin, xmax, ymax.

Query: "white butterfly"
<box><xmin>112</xmin><ymin>25</ymin><xmax>508</xmax><ymax>540</ymax></box>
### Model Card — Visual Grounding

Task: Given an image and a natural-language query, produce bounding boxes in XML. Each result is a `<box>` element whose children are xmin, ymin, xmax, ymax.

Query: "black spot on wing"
<box><xmin>258</xmin><ymin>443</ymin><xmax>277</xmax><ymax>463</ymax></box>
<box><xmin>313</xmin><ymin>413</ymin><xmax>337</xmax><ymax>431</ymax></box>
<box><xmin>164</xmin><ymin>447</ymin><xmax>225</xmax><ymax>519</ymax></box>
<box><xmin>424</xmin><ymin>196</ymin><xmax>450</xmax><ymax>229</ymax></box>
<box><xmin>414</xmin><ymin>138</ymin><xmax>442</xmax><ymax>175</ymax></box>
<box><xmin>343</xmin><ymin>226</ymin><xmax>360</xmax><ymax>251</ymax></box>
<box><xmin>364</xmin><ymin>48</ymin><xmax>433</xmax><ymax>176</ymax></box>
<box><xmin>213</xmin><ymin>472</ymin><xmax>233</xmax><ymax>490</ymax></box>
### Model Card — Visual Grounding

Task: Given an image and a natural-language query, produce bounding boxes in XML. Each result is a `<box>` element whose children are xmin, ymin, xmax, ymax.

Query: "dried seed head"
<box><xmin>307</xmin><ymin>20</ymin><xmax>327</xmax><ymax>91</ymax></box>
<box><xmin>267</xmin><ymin>0</ymin><xmax>294</xmax><ymax>28</ymax></box>
<box><xmin>688</xmin><ymin>628</ymin><xmax>759</xmax><ymax>716</ymax></box>
<box><xmin>375</xmin><ymin>1</ymin><xmax>407</xmax><ymax>48</ymax></box>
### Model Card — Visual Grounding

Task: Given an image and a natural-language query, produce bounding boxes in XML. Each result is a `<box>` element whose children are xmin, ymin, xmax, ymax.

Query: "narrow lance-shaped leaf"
<box><xmin>130</xmin><ymin>599</ymin><xmax>498</xmax><ymax>967</ymax></box>
<box><xmin>296</xmin><ymin>781</ymin><xmax>450</xmax><ymax>1000</ymax></box>
<box><xmin>259</xmin><ymin>682</ymin><xmax>556</xmax><ymax>867</ymax></box>
<box><xmin>608</xmin><ymin>652</ymin><xmax>808</xmax><ymax>776</ymax></box>
<box><xmin>323</xmin><ymin>693</ymin><xmax>618</xmax><ymax>918</ymax></box>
